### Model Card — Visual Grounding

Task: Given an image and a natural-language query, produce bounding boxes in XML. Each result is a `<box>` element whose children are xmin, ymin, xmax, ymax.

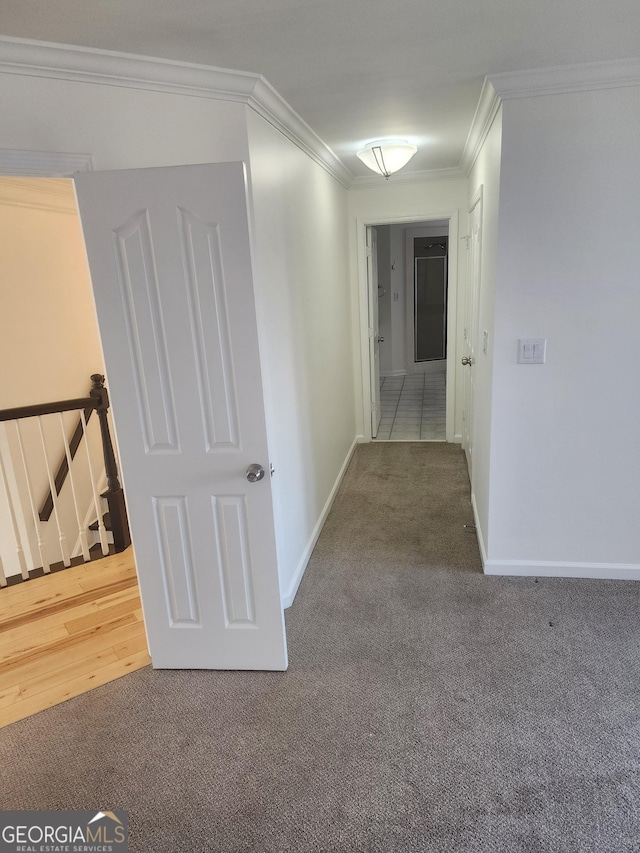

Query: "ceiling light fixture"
<box><xmin>356</xmin><ymin>140</ymin><xmax>418</xmax><ymax>179</ymax></box>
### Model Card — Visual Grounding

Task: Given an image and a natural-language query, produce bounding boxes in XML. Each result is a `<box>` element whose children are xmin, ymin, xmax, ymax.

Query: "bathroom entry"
<box><xmin>370</xmin><ymin>221</ymin><xmax>449</xmax><ymax>442</ymax></box>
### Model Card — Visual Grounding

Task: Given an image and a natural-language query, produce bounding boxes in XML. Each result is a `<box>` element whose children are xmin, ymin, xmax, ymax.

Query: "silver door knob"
<box><xmin>377</xmin><ymin>336</ymin><xmax>385</xmax><ymax>343</ymax></box>
<box><xmin>461</xmin><ymin>356</ymin><xmax>475</xmax><ymax>366</ymax></box>
<box><xmin>246</xmin><ymin>463</ymin><xmax>265</xmax><ymax>483</ymax></box>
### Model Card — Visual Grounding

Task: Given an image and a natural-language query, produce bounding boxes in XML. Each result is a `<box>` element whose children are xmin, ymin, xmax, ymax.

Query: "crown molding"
<box><xmin>0</xmin><ymin>176</ymin><xmax>78</xmax><ymax>213</ymax></box>
<box><xmin>350</xmin><ymin>165</ymin><xmax>465</xmax><ymax>190</ymax></box>
<box><xmin>458</xmin><ymin>57</ymin><xmax>640</xmax><ymax>176</ymax></box>
<box><xmin>459</xmin><ymin>78</ymin><xmax>501</xmax><ymax>176</ymax></box>
<box><xmin>488</xmin><ymin>57</ymin><xmax>640</xmax><ymax>99</ymax></box>
<box><xmin>0</xmin><ymin>35</ymin><xmax>260</xmax><ymax>98</ymax></box>
<box><xmin>247</xmin><ymin>77</ymin><xmax>352</xmax><ymax>187</ymax></box>
<box><xmin>0</xmin><ymin>36</ymin><xmax>353</xmax><ymax>188</ymax></box>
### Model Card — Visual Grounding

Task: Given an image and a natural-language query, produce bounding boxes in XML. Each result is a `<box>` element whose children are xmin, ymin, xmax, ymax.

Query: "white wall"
<box><xmin>245</xmin><ymin>110</ymin><xmax>356</xmax><ymax>606</ymax></box>
<box><xmin>467</xmin><ymin>107</ymin><xmax>503</xmax><ymax>556</ymax></box>
<box><xmin>348</xmin><ymin>178</ymin><xmax>469</xmax><ymax>440</ymax></box>
<box><xmin>0</xmin><ymin>74</ymin><xmax>250</xmax><ymax>171</ymax></box>
<box><xmin>486</xmin><ymin>87</ymin><xmax>640</xmax><ymax>575</ymax></box>
<box><xmin>0</xmin><ymin>182</ymin><xmax>104</xmax><ymax>406</ymax></box>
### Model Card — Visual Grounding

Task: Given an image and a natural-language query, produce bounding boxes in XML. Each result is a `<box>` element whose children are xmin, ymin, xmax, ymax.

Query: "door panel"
<box><xmin>367</xmin><ymin>227</ymin><xmax>381</xmax><ymax>437</ymax></box>
<box><xmin>75</xmin><ymin>163</ymin><xmax>287</xmax><ymax>670</ymax></box>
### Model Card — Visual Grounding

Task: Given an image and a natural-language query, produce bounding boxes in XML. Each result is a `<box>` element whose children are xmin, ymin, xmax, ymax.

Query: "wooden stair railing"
<box><xmin>0</xmin><ymin>375</ymin><xmax>130</xmax><ymax>587</ymax></box>
<box><xmin>89</xmin><ymin>374</ymin><xmax>131</xmax><ymax>554</ymax></box>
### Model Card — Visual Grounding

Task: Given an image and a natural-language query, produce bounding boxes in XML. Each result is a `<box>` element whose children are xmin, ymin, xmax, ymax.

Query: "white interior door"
<box><xmin>462</xmin><ymin>194</ymin><xmax>483</xmax><ymax>474</ymax></box>
<box><xmin>74</xmin><ymin>162</ymin><xmax>287</xmax><ymax>670</ymax></box>
<box><xmin>367</xmin><ymin>227</ymin><xmax>381</xmax><ymax>437</ymax></box>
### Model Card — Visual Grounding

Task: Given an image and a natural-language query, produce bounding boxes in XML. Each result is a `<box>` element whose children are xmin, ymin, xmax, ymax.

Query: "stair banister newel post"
<box><xmin>90</xmin><ymin>374</ymin><xmax>131</xmax><ymax>553</ymax></box>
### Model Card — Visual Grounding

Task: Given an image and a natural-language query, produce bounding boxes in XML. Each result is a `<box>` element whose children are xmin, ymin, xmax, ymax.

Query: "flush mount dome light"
<box><xmin>356</xmin><ymin>140</ymin><xmax>418</xmax><ymax>178</ymax></box>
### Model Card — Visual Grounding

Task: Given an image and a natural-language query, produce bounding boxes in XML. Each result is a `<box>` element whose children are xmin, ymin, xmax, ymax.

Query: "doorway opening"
<box><xmin>359</xmin><ymin>214</ymin><xmax>458</xmax><ymax>443</ymax></box>
<box><xmin>0</xmin><ymin>175</ymin><xmax>149</xmax><ymax>727</ymax></box>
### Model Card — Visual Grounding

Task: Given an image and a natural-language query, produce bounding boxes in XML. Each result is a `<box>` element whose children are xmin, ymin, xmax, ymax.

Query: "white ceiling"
<box><xmin>0</xmin><ymin>0</ymin><xmax>637</xmax><ymax>177</ymax></box>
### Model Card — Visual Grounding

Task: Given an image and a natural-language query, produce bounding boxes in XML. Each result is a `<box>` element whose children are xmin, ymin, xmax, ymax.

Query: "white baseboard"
<box><xmin>472</xmin><ymin>494</ymin><xmax>640</xmax><ymax>579</ymax></box>
<box><xmin>484</xmin><ymin>559</ymin><xmax>640</xmax><ymax>581</ymax></box>
<box><xmin>281</xmin><ymin>436</ymin><xmax>359</xmax><ymax>608</ymax></box>
<box><xmin>453</xmin><ymin>433</ymin><xmax>462</xmax><ymax>444</ymax></box>
<box><xmin>279</xmin><ymin>455</ymin><xmax>640</xmax><ymax>590</ymax></box>
<box><xmin>470</xmin><ymin>492</ymin><xmax>487</xmax><ymax>568</ymax></box>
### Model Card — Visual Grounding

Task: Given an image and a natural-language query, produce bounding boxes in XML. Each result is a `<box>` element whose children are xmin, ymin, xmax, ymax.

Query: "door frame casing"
<box><xmin>356</xmin><ymin>212</ymin><xmax>460</xmax><ymax>443</ymax></box>
<box><xmin>0</xmin><ymin>149</ymin><xmax>94</xmax><ymax>177</ymax></box>
<box><xmin>366</xmin><ymin>226</ymin><xmax>381</xmax><ymax>438</ymax></box>
<box><xmin>463</xmin><ymin>186</ymin><xmax>484</xmax><ymax>481</ymax></box>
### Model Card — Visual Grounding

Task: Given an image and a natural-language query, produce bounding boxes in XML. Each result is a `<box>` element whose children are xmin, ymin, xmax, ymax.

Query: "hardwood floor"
<box><xmin>0</xmin><ymin>548</ymin><xmax>150</xmax><ymax>728</ymax></box>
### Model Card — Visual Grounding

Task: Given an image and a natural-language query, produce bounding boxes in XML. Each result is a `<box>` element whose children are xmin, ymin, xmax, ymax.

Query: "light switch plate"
<box><xmin>518</xmin><ymin>338</ymin><xmax>546</xmax><ymax>364</ymax></box>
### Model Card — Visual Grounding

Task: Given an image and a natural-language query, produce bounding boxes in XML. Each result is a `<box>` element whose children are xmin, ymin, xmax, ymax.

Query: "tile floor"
<box><xmin>374</xmin><ymin>371</ymin><xmax>446</xmax><ymax>441</ymax></box>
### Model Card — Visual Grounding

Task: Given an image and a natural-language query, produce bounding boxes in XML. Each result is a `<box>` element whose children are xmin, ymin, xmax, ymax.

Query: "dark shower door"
<box><xmin>414</xmin><ymin>254</ymin><xmax>447</xmax><ymax>362</ymax></box>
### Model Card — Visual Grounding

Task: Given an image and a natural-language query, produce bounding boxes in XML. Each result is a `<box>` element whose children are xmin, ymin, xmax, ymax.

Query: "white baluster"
<box><xmin>14</xmin><ymin>420</ymin><xmax>51</xmax><ymax>574</ymax></box>
<box><xmin>81</xmin><ymin>410</ymin><xmax>110</xmax><ymax>557</ymax></box>
<box><xmin>0</xmin><ymin>435</ymin><xmax>29</xmax><ymax>581</ymax></box>
<box><xmin>59</xmin><ymin>412</ymin><xmax>90</xmax><ymax>563</ymax></box>
<box><xmin>37</xmin><ymin>416</ymin><xmax>70</xmax><ymax>567</ymax></box>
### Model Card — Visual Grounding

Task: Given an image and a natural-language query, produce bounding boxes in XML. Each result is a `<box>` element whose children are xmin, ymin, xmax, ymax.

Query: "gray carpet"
<box><xmin>2</xmin><ymin>442</ymin><xmax>640</xmax><ymax>852</ymax></box>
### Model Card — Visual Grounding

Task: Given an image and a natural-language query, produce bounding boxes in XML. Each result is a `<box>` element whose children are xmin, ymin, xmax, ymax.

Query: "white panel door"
<box><xmin>462</xmin><ymin>194</ymin><xmax>483</xmax><ymax>474</ymax></box>
<box><xmin>74</xmin><ymin>163</ymin><xmax>287</xmax><ymax>670</ymax></box>
<box><xmin>367</xmin><ymin>227</ymin><xmax>381</xmax><ymax>437</ymax></box>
